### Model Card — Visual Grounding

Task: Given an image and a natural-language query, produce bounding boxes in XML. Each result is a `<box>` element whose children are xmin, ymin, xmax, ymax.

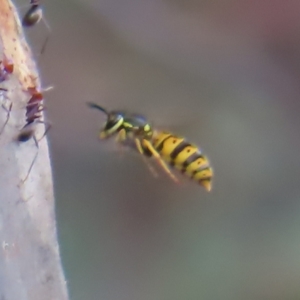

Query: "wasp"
<box><xmin>22</xmin><ymin>0</ymin><xmax>51</xmax><ymax>55</ymax></box>
<box><xmin>147</xmin><ymin>132</ymin><xmax>212</xmax><ymax>191</ymax></box>
<box><xmin>87</xmin><ymin>102</ymin><xmax>177</xmax><ymax>181</ymax></box>
<box><xmin>88</xmin><ymin>103</ymin><xmax>213</xmax><ymax>191</ymax></box>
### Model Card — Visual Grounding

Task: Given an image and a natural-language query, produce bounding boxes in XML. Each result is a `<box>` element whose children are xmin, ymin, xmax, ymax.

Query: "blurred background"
<box><xmin>20</xmin><ymin>0</ymin><xmax>300</xmax><ymax>299</ymax></box>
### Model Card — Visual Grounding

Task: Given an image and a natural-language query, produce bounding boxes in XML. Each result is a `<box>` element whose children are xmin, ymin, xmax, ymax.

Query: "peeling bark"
<box><xmin>0</xmin><ymin>0</ymin><xmax>69</xmax><ymax>299</ymax></box>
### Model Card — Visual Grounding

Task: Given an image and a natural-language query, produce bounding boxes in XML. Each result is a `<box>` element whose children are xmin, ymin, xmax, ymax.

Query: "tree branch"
<box><xmin>0</xmin><ymin>0</ymin><xmax>69</xmax><ymax>299</ymax></box>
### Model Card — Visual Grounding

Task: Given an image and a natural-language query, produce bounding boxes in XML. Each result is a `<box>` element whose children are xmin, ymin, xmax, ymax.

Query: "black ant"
<box><xmin>22</xmin><ymin>0</ymin><xmax>51</xmax><ymax>55</ymax></box>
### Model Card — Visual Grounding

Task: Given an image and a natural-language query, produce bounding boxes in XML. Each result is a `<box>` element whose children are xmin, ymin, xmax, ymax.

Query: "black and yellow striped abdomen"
<box><xmin>150</xmin><ymin>131</ymin><xmax>213</xmax><ymax>191</ymax></box>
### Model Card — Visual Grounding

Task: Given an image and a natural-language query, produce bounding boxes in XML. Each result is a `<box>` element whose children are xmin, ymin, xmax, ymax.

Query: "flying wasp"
<box><xmin>88</xmin><ymin>103</ymin><xmax>213</xmax><ymax>191</ymax></box>
<box><xmin>87</xmin><ymin>102</ymin><xmax>177</xmax><ymax>182</ymax></box>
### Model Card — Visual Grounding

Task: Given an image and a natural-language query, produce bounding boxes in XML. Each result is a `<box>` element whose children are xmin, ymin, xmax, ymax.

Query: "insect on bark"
<box><xmin>22</xmin><ymin>0</ymin><xmax>51</xmax><ymax>55</ymax></box>
<box><xmin>18</xmin><ymin>85</ymin><xmax>53</xmax><ymax>182</ymax></box>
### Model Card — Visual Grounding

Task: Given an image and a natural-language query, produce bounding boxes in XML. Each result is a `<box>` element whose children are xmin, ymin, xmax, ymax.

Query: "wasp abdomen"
<box><xmin>152</xmin><ymin>132</ymin><xmax>213</xmax><ymax>190</ymax></box>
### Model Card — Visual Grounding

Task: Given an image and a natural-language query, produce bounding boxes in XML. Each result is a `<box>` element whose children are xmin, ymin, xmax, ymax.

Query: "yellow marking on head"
<box><xmin>102</xmin><ymin>117</ymin><xmax>124</xmax><ymax>138</ymax></box>
<box><xmin>115</xmin><ymin>128</ymin><xmax>127</xmax><ymax>143</ymax></box>
<box><xmin>144</xmin><ymin>124</ymin><xmax>151</xmax><ymax>132</ymax></box>
<box><xmin>185</xmin><ymin>156</ymin><xmax>209</xmax><ymax>176</ymax></box>
<box><xmin>123</xmin><ymin>122</ymin><xmax>133</xmax><ymax>129</ymax></box>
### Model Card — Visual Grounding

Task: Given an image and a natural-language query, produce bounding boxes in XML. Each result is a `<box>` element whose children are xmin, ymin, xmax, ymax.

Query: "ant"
<box><xmin>22</xmin><ymin>0</ymin><xmax>51</xmax><ymax>55</ymax></box>
<box><xmin>17</xmin><ymin>85</ymin><xmax>53</xmax><ymax>182</ymax></box>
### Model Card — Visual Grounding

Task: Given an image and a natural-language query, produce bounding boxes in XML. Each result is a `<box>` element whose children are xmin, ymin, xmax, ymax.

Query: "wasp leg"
<box><xmin>142</xmin><ymin>139</ymin><xmax>179</xmax><ymax>183</ymax></box>
<box><xmin>134</xmin><ymin>138</ymin><xmax>159</xmax><ymax>178</ymax></box>
<box><xmin>143</xmin><ymin>140</ymin><xmax>179</xmax><ymax>183</ymax></box>
<box><xmin>134</xmin><ymin>138</ymin><xmax>144</xmax><ymax>154</ymax></box>
<box><xmin>115</xmin><ymin>128</ymin><xmax>127</xmax><ymax>157</ymax></box>
<box><xmin>115</xmin><ymin>128</ymin><xmax>127</xmax><ymax>143</ymax></box>
<box><xmin>143</xmin><ymin>139</ymin><xmax>179</xmax><ymax>183</ymax></box>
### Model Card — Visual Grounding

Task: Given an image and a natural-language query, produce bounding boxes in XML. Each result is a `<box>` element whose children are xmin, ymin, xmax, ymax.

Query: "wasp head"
<box><xmin>87</xmin><ymin>102</ymin><xmax>124</xmax><ymax>139</ymax></box>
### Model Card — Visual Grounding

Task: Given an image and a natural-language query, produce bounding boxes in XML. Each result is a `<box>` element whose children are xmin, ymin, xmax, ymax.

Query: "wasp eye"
<box><xmin>110</xmin><ymin>115</ymin><xmax>120</xmax><ymax>121</ymax></box>
<box><xmin>109</xmin><ymin>114</ymin><xmax>122</xmax><ymax>124</ymax></box>
<box><xmin>104</xmin><ymin>113</ymin><xmax>123</xmax><ymax>131</ymax></box>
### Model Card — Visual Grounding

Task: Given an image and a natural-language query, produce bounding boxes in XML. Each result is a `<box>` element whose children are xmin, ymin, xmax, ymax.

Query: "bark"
<box><xmin>0</xmin><ymin>0</ymin><xmax>69</xmax><ymax>299</ymax></box>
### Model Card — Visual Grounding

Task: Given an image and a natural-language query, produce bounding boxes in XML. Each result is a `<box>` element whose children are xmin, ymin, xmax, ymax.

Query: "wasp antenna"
<box><xmin>87</xmin><ymin>102</ymin><xmax>109</xmax><ymax>115</ymax></box>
